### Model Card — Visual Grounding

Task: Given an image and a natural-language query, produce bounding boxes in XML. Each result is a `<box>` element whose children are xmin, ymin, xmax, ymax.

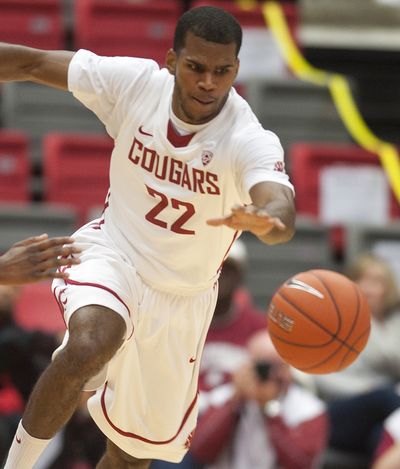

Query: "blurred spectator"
<box><xmin>0</xmin><ymin>283</ymin><xmax>105</xmax><ymax>468</ymax></box>
<box><xmin>311</xmin><ymin>252</ymin><xmax>400</xmax><ymax>463</ymax></box>
<box><xmin>326</xmin><ymin>386</ymin><xmax>400</xmax><ymax>465</ymax></box>
<box><xmin>0</xmin><ymin>284</ymin><xmax>58</xmax><ymax>464</ymax></box>
<box><xmin>190</xmin><ymin>330</ymin><xmax>328</xmax><ymax>469</ymax></box>
<box><xmin>373</xmin><ymin>407</ymin><xmax>400</xmax><ymax>469</ymax></box>
<box><xmin>198</xmin><ymin>238</ymin><xmax>267</xmax><ymax>400</ymax></box>
<box><xmin>151</xmin><ymin>239</ymin><xmax>267</xmax><ymax>468</ymax></box>
<box><xmin>313</xmin><ymin>251</ymin><xmax>400</xmax><ymax>400</ymax></box>
<box><xmin>46</xmin><ymin>392</ymin><xmax>106</xmax><ymax>469</ymax></box>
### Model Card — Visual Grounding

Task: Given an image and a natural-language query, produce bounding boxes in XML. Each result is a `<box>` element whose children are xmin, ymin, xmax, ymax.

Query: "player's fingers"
<box><xmin>206</xmin><ymin>216</ymin><xmax>233</xmax><ymax>227</ymax></box>
<box><xmin>39</xmin><ymin>245</ymin><xmax>82</xmax><ymax>261</ymax></box>
<box><xmin>35</xmin><ymin>242</ymin><xmax>82</xmax><ymax>263</ymax></box>
<box><xmin>13</xmin><ymin>233</ymin><xmax>49</xmax><ymax>247</ymax></box>
<box><xmin>36</xmin><ymin>236</ymin><xmax>77</xmax><ymax>251</ymax></box>
<box><xmin>37</xmin><ymin>269</ymin><xmax>71</xmax><ymax>281</ymax></box>
<box><xmin>36</xmin><ymin>254</ymin><xmax>81</xmax><ymax>272</ymax></box>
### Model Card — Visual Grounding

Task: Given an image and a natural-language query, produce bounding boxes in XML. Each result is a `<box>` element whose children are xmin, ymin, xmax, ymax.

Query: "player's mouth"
<box><xmin>192</xmin><ymin>96</ymin><xmax>216</xmax><ymax>106</ymax></box>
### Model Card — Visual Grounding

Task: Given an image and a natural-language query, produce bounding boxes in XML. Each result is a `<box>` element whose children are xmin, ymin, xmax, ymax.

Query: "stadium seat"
<box><xmin>242</xmin><ymin>216</ymin><xmax>337</xmax><ymax>308</ymax></box>
<box><xmin>0</xmin><ymin>0</ymin><xmax>65</xmax><ymax>49</ymax></box>
<box><xmin>0</xmin><ymin>202</ymin><xmax>77</xmax><ymax>254</ymax></box>
<box><xmin>14</xmin><ymin>281</ymin><xmax>65</xmax><ymax>334</ymax></box>
<box><xmin>245</xmin><ymin>78</ymin><xmax>352</xmax><ymax>153</ymax></box>
<box><xmin>74</xmin><ymin>0</ymin><xmax>181</xmax><ymax>66</ymax></box>
<box><xmin>0</xmin><ymin>82</ymin><xmax>105</xmax><ymax>169</ymax></box>
<box><xmin>43</xmin><ymin>133</ymin><xmax>113</xmax><ymax>225</ymax></box>
<box><xmin>289</xmin><ymin>142</ymin><xmax>400</xmax><ymax>254</ymax></box>
<box><xmin>0</xmin><ymin>130</ymin><xmax>30</xmax><ymax>202</ymax></box>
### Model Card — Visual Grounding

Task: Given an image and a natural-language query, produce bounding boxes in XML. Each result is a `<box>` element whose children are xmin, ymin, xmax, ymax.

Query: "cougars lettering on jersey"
<box><xmin>128</xmin><ymin>136</ymin><xmax>220</xmax><ymax>195</ymax></box>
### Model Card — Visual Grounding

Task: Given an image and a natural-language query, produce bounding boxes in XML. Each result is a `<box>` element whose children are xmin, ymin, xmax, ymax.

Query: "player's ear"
<box><xmin>166</xmin><ymin>49</ymin><xmax>177</xmax><ymax>75</ymax></box>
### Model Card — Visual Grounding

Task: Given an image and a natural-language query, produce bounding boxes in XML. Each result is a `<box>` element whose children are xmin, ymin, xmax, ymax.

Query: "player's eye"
<box><xmin>188</xmin><ymin>63</ymin><xmax>200</xmax><ymax>72</ymax></box>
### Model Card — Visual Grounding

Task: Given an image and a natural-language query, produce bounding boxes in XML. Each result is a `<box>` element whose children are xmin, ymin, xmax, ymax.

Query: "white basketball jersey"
<box><xmin>68</xmin><ymin>50</ymin><xmax>293</xmax><ymax>294</ymax></box>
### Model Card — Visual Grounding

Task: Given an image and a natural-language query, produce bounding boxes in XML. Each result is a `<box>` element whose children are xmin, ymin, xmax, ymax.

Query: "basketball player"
<box><xmin>0</xmin><ymin>234</ymin><xmax>81</xmax><ymax>285</ymax></box>
<box><xmin>0</xmin><ymin>6</ymin><xmax>295</xmax><ymax>469</ymax></box>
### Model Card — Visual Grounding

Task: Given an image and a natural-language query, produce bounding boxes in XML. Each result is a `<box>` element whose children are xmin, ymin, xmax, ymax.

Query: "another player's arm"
<box><xmin>207</xmin><ymin>181</ymin><xmax>295</xmax><ymax>245</ymax></box>
<box><xmin>0</xmin><ymin>42</ymin><xmax>74</xmax><ymax>90</ymax></box>
<box><xmin>0</xmin><ymin>234</ymin><xmax>81</xmax><ymax>285</ymax></box>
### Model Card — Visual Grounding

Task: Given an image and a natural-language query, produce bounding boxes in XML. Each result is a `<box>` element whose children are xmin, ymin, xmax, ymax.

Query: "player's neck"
<box><xmin>169</xmin><ymin>106</ymin><xmax>208</xmax><ymax>135</ymax></box>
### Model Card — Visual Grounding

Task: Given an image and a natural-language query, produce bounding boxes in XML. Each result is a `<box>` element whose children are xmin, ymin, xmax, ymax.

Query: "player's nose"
<box><xmin>198</xmin><ymin>72</ymin><xmax>216</xmax><ymax>91</ymax></box>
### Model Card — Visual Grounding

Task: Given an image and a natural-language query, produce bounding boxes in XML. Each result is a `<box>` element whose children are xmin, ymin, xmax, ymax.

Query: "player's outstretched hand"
<box><xmin>0</xmin><ymin>234</ymin><xmax>81</xmax><ymax>285</ymax></box>
<box><xmin>207</xmin><ymin>204</ymin><xmax>286</xmax><ymax>237</ymax></box>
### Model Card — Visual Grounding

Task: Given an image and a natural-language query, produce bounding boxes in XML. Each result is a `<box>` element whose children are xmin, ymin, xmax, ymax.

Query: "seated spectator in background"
<box><xmin>190</xmin><ymin>330</ymin><xmax>328</xmax><ymax>469</ymax></box>
<box><xmin>310</xmin><ymin>252</ymin><xmax>400</xmax><ymax>463</ymax></box>
<box><xmin>151</xmin><ymin>239</ymin><xmax>267</xmax><ymax>469</ymax></box>
<box><xmin>46</xmin><ymin>392</ymin><xmax>106</xmax><ymax>469</ymax></box>
<box><xmin>198</xmin><ymin>239</ymin><xmax>266</xmax><ymax>404</ymax></box>
<box><xmin>0</xmin><ymin>284</ymin><xmax>58</xmax><ymax>464</ymax></box>
<box><xmin>313</xmin><ymin>251</ymin><xmax>400</xmax><ymax>401</ymax></box>
<box><xmin>372</xmin><ymin>407</ymin><xmax>400</xmax><ymax>469</ymax></box>
<box><xmin>0</xmin><ymin>283</ymin><xmax>104</xmax><ymax>469</ymax></box>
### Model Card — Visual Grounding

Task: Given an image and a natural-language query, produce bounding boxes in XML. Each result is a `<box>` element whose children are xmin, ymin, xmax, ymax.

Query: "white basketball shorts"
<box><xmin>52</xmin><ymin>222</ymin><xmax>218</xmax><ymax>462</ymax></box>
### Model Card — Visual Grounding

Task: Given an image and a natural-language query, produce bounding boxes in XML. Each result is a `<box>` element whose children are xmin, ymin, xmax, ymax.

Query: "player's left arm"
<box><xmin>207</xmin><ymin>181</ymin><xmax>295</xmax><ymax>245</ymax></box>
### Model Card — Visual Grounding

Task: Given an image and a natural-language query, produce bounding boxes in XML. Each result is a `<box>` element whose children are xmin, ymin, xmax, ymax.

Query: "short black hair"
<box><xmin>173</xmin><ymin>6</ymin><xmax>242</xmax><ymax>56</ymax></box>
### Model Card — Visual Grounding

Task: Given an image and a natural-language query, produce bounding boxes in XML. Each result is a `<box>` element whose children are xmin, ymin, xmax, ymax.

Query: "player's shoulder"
<box><xmin>72</xmin><ymin>49</ymin><xmax>162</xmax><ymax>79</ymax></box>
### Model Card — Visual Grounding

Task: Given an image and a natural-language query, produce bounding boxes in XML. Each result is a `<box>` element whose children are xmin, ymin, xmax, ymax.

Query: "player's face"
<box><xmin>356</xmin><ymin>265</ymin><xmax>388</xmax><ymax>319</ymax></box>
<box><xmin>166</xmin><ymin>32</ymin><xmax>239</xmax><ymax>125</ymax></box>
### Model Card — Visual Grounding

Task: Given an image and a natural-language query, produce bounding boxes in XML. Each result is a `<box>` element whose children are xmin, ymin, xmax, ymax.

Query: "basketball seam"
<box><xmin>275</xmin><ymin>290</ymin><xmax>359</xmax><ymax>351</ymax></box>
<box><xmin>308</xmin><ymin>271</ymin><xmax>342</xmax><ymax>341</ymax></box>
<box><xmin>301</xmin><ymin>324</ymin><xmax>370</xmax><ymax>373</ymax></box>
<box><xmin>336</xmin><ymin>285</ymin><xmax>370</xmax><ymax>367</ymax></box>
<box><xmin>311</xmin><ymin>271</ymin><xmax>361</xmax><ymax>354</ymax></box>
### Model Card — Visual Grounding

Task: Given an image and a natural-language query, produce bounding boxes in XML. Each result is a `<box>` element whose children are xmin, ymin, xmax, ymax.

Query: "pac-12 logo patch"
<box><xmin>201</xmin><ymin>150</ymin><xmax>214</xmax><ymax>166</ymax></box>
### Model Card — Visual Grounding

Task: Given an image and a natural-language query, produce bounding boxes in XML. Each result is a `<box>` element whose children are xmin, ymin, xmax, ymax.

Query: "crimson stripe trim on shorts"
<box><xmin>100</xmin><ymin>381</ymin><xmax>198</xmax><ymax>445</ymax></box>
<box><xmin>52</xmin><ymin>285</ymin><xmax>67</xmax><ymax>327</ymax></box>
<box><xmin>65</xmin><ymin>279</ymin><xmax>131</xmax><ymax>318</ymax></box>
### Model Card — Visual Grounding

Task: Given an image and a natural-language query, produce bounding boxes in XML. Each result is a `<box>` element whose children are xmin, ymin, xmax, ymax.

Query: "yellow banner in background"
<box><xmin>235</xmin><ymin>0</ymin><xmax>400</xmax><ymax>204</ymax></box>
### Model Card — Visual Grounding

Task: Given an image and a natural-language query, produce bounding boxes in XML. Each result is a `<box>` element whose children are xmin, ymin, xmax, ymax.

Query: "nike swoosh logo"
<box><xmin>16</xmin><ymin>435</ymin><xmax>21</xmax><ymax>444</ymax></box>
<box><xmin>138</xmin><ymin>125</ymin><xmax>153</xmax><ymax>137</ymax></box>
<box><xmin>189</xmin><ymin>357</ymin><xmax>196</xmax><ymax>363</ymax></box>
<box><xmin>286</xmin><ymin>278</ymin><xmax>324</xmax><ymax>299</ymax></box>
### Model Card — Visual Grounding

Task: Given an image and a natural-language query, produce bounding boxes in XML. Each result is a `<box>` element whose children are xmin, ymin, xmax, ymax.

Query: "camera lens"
<box><xmin>254</xmin><ymin>361</ymin><xmax>272</xmax><ymax>381</ymax></box>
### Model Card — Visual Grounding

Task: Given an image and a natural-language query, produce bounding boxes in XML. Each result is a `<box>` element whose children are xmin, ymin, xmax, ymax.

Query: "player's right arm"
<box><xmin>0</xmin><ymin>42</ymin><xmax>75</xmax><ymax>90</ymax></box>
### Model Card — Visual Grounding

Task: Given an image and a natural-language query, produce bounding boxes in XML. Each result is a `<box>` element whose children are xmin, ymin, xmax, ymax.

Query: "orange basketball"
<box><xmin>267</xmin><ymin>269</ymin><xmax>371</xmax><ymax>374</ymax></box>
